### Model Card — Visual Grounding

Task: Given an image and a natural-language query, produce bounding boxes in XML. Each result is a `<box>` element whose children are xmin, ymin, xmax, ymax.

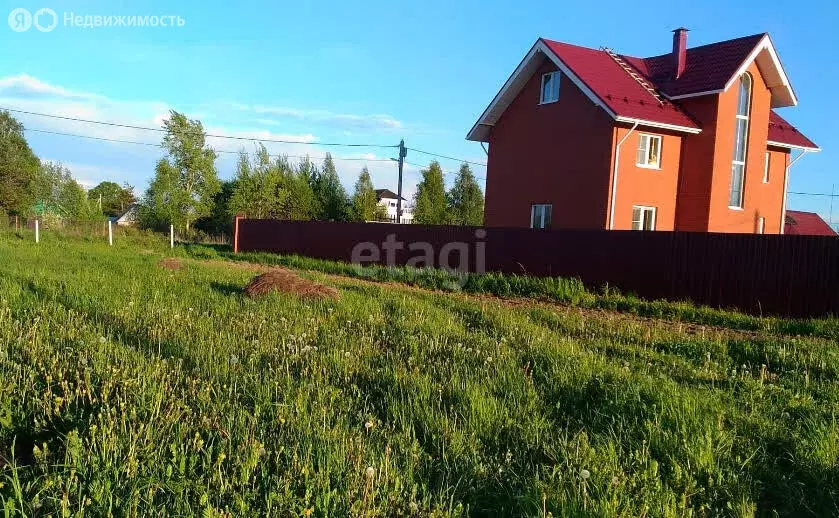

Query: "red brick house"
<box><xmin>784</xmin><ymin>210</ymin><xmax>837</xmax><ymax>236</ymax></box>
<box><xmin>468</xmin><ymin>29</ymin><xmax>819</xmax><ymax>233</ymax></box>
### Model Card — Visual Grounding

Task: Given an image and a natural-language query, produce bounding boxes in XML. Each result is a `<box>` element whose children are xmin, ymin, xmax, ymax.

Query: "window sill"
<box><xmin>635</xmin><ymin>163</ymin><xmax>661</xmax><ymax>170</ymax></box>
<box><xmin>538</xmin><ymin>99</ymin><xmax>558</xmax><ymax>106</ymax></box>
<box><xmin>728</xmin><ymin>206</ymin><xmax>744</xmax><ymax>211</ymax></box>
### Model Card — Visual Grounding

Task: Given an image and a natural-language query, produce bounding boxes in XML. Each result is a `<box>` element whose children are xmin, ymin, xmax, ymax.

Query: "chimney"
<box><xmin>672</xmin><ymin>27</ymin><xmax>688</xmax><ymax>79</ymax></box>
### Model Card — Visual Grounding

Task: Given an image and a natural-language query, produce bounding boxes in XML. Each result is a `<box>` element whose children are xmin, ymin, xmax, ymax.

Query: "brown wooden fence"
<box><xmin>234</xmin><ymin>218</ymin><xmax>839</xmax><ymax>317</ymax></box>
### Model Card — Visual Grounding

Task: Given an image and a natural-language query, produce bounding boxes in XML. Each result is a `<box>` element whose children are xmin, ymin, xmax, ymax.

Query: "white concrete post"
<box><xmin>170</xmin><ymin>224</ymin><xmax>174</xmax><ymax>249</ymax></box>
<box><xmin>34</xmin><ymin>219</ymin><xmax>39</xmax><ymax>243</ymax></box>
<box><xmin>108</xmin><ymin>220</ymin><xmax>113</xmax><ymax>246</ymax></box>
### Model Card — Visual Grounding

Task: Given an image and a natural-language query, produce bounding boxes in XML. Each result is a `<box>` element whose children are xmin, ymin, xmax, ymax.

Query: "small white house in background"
<box><xmin>375</xmin><ymin>189</ymin><xmax>414</xmax><ymax>223</ymax></box>
<box><xmin>114</xmin><ymin>203</ymin><xmax>139</xmax><ymax>226</ymax></box>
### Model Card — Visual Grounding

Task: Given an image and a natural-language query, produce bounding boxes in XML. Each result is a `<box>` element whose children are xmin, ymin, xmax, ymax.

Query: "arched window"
<box><xmin>729</xmin><ymin>73</ymin><xmax>752</xmax><ymax>208</ymax></box>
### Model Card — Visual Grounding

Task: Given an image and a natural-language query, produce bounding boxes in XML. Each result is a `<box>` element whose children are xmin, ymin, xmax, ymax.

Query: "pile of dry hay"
<box><xmin>244</xmin><ymin>268</ymin><xmax>339</xmax><ymax>300</ymax></box>
<box><xmin>158</xmin><ymin>258</ymin><xmax>183</xmax><ymax>270</ymax></box>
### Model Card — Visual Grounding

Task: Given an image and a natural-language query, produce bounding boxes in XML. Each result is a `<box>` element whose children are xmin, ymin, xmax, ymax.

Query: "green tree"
<box><xmin>88</xmin><ymin>181</ymin><xmax>136</xmax><ymax>217</ymax></box>
<box><xmin>0</xmin><ymin>110</ymin><xmax>41</xmax><ymax>215</ymax></box>
<box><xmin>310</xmin><ymin>153</ymin><xmax>349</xmax><ymax>221</ymax></box>
<box><xmin>195</xmin><ymin>179</ymin><xmax>236</xmax><ymax>236</ymax></box>
<box><xmin>58</xmin><ymin>178</ymin><xmax>101</xmax><ymax>222</ymax></box>
<box><xmin>32</xmin><ymin>161</ymin><xmax>71</xmax><ymax>215</ymax></box>
<box><xmin>351</xmin><ymin>167</ymin><xmax>386</xmax><ymax>222</ymax></box>
<box><xmin>447</xmin><ymin>163</ymin><xmax>484</xmax><ymax>226</ymax></box>
<box><xmin>277</xmin><ymin>157</ymin><xmax>316</xmax><ymax>221</ymax></box>
<box><xmin>142</xmin><ymin>110</ymin><xmax>220</xmax><ymax>231</ymax></box>
<box><xmin>229</xmin><ymin>144</ymin><xmax>286</xmax><ymax>219</ymax></box>
<box><xmin>413</xmin><ymin>161</ymin><xmax>449</xmax><ymax>225</ymax></box>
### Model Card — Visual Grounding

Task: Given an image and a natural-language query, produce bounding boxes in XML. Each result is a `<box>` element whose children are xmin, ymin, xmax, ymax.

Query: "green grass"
<box><xmin>180</xmin><ymin>244</ymin><xmax>839</xmax><ymax>341</ymax></box>
<box><xmin>1</xmin><ymin>230</ymin><xmax>838</xmax><ymax>516</ymax></box>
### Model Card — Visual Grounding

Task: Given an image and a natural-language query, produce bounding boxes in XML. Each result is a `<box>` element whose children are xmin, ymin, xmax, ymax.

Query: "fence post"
<box><xmin>34</xmin><ymin>219</ymin><xmax>39</xmax><ymax>243</ymax></box>
<box><xmin>170</xmin><ymin>224</ymin><xmax>174</xmax><ymax>249</ymax></box>
<box><xmin>108</xmin><ymin>220</ymin><xmax>113</xmax><ymax>246</ymax></box>
<box><xmin>233</xmin><ymin>216</ymin><xmax>241</xmax><ymax>253</ymax></box>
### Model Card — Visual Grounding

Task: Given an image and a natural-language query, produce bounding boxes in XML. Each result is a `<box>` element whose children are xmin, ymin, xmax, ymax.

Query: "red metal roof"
<box><xmin>784</xmin><ymin>211</ymin><xmax>837</xmax><ymax>236</ymax></box>
<box><xmin>540</xmin><ymin>35</ymin><xmax>816</xmax><ymax>148</ymax></box>
<box><xmin>541</xmin><ymin>39</ymin><xmax>699</xmax><ymax>130</ymax></box>
<box><xmin>768</xmin><ymin>110</ymin><xmax>819</xmax><ymax>149</ymax></box>
<box><xmin>622</xmin><ymin>34</ymin><xmax>766</xmax><ymax>98</ymax></box>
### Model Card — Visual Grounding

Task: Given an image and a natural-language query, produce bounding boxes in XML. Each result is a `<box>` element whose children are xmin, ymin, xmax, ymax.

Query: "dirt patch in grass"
<box><xmin>244</xmin><ymin>269</ymin><xmax>339</xmax><ymax>300</ymax></box>
<box><xmin>158</xmin><ymin>258</ymin><xmax>183</xmax><ymax>271</ymax></box>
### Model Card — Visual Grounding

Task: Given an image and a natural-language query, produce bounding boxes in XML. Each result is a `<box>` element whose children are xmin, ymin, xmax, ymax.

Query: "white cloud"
<box><xmin>235</xmin><ymin>103</ymin><xmax>403</xmax><ymax>132</ymax></box>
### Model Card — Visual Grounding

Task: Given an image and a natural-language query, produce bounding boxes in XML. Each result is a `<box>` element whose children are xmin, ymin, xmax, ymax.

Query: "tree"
<box><xmin>0</xmin><ymin>110</ymin><xmax>41</xmax><ymax>215</ymax></box>
<box><xmin>142</xmin><ymin>110</ymin><xmax>220</xmax><ymax>231</ymax></box>
<box><xmin>447</xmin><ymin>163</ymin><xmax>484</xmax><ymax>226</ymax></box>
<box><xmin>310</xmin><ymin>153</ymin><xmax>349</xmax><ymax>221</ymax></box>
<box><xmin>88</xmin><ymin>181</ymin><xmax>136</xmax><ymax>217</ymax></box>
<box><xmin>58</xmin><ymin>178</ymin><xmax>101</xmax><ymax>222</ymax></box>
<box><xmin>194</xmin><ymin>179</ymin><xmax>236</xmax><ymax>236</ymax></box>
<box><xmin>413</xmin><ymin>161</ymin><xmax>449</xmax><ymax>225</ymax></box>
<box><xmin>32</xmin><ymin>161</ymin><xmax>71</xmax><ymax>214</ymax></box>
<box><xmin>351</xmin><ymin>167</ymin><xmax>386</xmax><ymax>222</ymax></box>
<box><xmin>277</xmin><ymin>157</ymin><xmax>316</xmax><ymax>221</ymax></box>
<box><xmin>229</xmin><ymin>144</ymin><xmax>286</xmax><ymax>219</ymax></box>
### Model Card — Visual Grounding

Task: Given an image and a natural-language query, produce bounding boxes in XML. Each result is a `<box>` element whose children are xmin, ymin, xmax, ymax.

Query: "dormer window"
<box><xmin>540</xmin><ymin>71</ymin><xmax>560</xmax><ymax>104</ymax></box>
<box><xmin>729</xmin><ymin>73</ymin><xmax>752</xmax><ymax>209</ymax></box>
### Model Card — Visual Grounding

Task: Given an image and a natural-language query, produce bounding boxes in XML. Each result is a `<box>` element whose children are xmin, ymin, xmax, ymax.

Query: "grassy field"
<box><xmin>0</xmin><ymin>230</ymin><xmax>838</xmax><ymax>516</ymax></box>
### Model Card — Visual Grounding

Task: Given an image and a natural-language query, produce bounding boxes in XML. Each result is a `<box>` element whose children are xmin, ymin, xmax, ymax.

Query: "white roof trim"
<box><xmin>466</xmin><ymin>40</ymin><xmax>615</xmax><ymax>142</ymax></box>
<box><xmin>614</xmin><ymin>116</ymin><xmax>701</xmax><ymax>134</ymax></box>
<box><xmin>725</xmin><ymin>34</ymin><xmax>797</xmax><ymax>107</ymax></box>
<box><xmin>767</xmin><ymin>140</ymin><xmax>820</xmax><ymax>152</ymax></box>
<box><xmin>466</xmin><ymin>39</ymin><xmax>703</xmax><ymax>142</ymax></box>
<box><xmin>665</xmin><ymin>88</ymin><xmax>725</xmax><ymax>101</ymax></box>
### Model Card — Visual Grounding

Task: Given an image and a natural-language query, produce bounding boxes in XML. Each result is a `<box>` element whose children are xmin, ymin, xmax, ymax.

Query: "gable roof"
<box><xmin>768</xmin><ymin>111</ymin><xmax>819</xmax><ymax>151</ymax></box>
<box><xmin>375</xmin><ymin>189</ymin><xmax>403</xmax><ymax>200</ymax></box>
<box><xmin>784</xmin><ymin>211</ymin><xmax>837</xmax><ymax>236</ymax></box>
<box><xmin>468</xmin><ymin>32</ymin><xmax>803</xmax><ymax>143</ymax></box>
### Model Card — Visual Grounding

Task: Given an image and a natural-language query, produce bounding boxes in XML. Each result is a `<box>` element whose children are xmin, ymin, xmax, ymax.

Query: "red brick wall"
<box><xmin>484</xmin><ymin>58</ymin><xmax>614</xmax><ymax>229</ymax></box>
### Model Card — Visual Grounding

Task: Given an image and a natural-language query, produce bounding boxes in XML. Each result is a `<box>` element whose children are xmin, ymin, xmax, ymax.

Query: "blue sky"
<box><xmin>1</xmin><ymin>0</ymin><xmax>836</xmax><ymax>221</ymax></box>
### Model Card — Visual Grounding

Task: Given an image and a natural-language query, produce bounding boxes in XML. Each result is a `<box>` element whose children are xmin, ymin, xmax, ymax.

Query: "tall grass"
<box><xmin>1</xmin><ymin>232</ymin><xmax>837</xmax><ymax>516</ymax></box>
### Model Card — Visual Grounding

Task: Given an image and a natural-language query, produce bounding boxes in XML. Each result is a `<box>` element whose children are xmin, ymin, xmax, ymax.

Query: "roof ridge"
<box><xmin>640</xmin><ymin>32</ymin><xmax>767</xmax><ymax>61</ymax></box>
<box><xmin>600</xmin><ymin>46</ymin><xmax>665</xmax><ymax>105</ymax></box>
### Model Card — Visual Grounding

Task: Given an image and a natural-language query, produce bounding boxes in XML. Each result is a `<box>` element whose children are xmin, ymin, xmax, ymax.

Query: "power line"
<box><xmin>407</xmin><ymin>147</ymin><xmax>487</xmax><ymax>167</ymax></box>
<box><xmin>23</xmin><ymin>127</ymin><xmax>396</xmax><ymax>163</ymax></box>
<box><xmin>789</xmin><ymin>191</ymin><xmax>839</xmax><ymax>197</ymax></box>
<box><xmin>405</xmin><ymin>160</ymin><xmax>486</xmax><ymax>181</ymax></box>
<box><xmin>3</xmin><ymin>107</ymin><xmax>398</xmax><ymax>149</ymax></box>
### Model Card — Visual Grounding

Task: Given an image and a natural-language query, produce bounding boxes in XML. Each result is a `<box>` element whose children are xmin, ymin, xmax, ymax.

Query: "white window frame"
<box><xmin>539</xmin><ymin>71</ymin><xmax>560</xmax><ymax>105</ymax></box>
<box><xmin>636</xmin><ymin>134</ymin><xmax>662</xmax><ymax>169</ymax></box>
<box><xmin>729</xmin><ymin>73</ymin><xmax>752</xmax><ymax>209</ymax></box>
<box><xmin>757</xmin><ymin>216</ymin><xmax>766</xmax><ymax>234</ymax></box>
<box><xmin>530</xmin><ymin>204</ymin><xmax>552</xmax><ymax>229</ymax></box>
<box><xmin>631</xmin><ymin>205</ymin><xmax>657</xmax><ymax>231</ymax></box>
<box><xmin>763</xmin><ymin>151</ymin><xmax>770</xmax><ymax>184</ymax></box>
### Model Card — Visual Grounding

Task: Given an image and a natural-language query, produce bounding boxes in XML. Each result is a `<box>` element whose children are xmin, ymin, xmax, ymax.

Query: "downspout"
<box><xmin>608</xmin><ymin>121</ymin><xmax>639</xmax><ymax>230</ymax></box>
<box><xmin>779</xmin><ymin>149</ymin><xmax>810</xmax><ymax>234</ymax></box>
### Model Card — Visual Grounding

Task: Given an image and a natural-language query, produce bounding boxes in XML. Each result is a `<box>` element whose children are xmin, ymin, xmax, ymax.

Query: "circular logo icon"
<box><xmin>33</xmin><ymin>7</ymin><xmax>57</xmax><ymax>32</ymax></box>
<box><xmin>8</xmin><ymin>8</ymin><xmax>32</xmax><ymax>32</ymax></box>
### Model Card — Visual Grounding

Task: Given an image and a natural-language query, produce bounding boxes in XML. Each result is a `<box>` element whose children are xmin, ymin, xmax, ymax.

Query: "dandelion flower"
<box><xmin>365</xmin><ymin>466</ymin><xmax>375</xmax><ymax>478</ymax></box>
<box><xmin>580</xmin><ymin>469</ymin><xmax>591</xmax><ymax>480</ymax></box>
<box><xmin>344</xmin><ymin>351</ymin><xmax>351</xmax><ymax>358</ymax></box>
<box><xmin>409</xmin><ymin>502</ymin><xmax>419</xmax><ymax>513</ymax></box>
<box><xmin>365</xmin><ymin>420</ymin><xmax>374</xmax><ymax>431</ymax></box>
<box><xmin>230</xmin><ymin>354</ymin><xmax>239</xmax><ymax>365</ymax></box>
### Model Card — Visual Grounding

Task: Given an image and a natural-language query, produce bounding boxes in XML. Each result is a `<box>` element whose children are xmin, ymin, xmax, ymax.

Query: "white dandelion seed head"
<box><xmin>365</xmin><ymin>421</ymin><xmax>374</xmax><ymax>430</ymax></box>
<box><xmin>99</xmin><ymin>336</ymin><xmax>106</xmax><ymax>344</ymax></box>
<box><xmin>580</xmin><ymin>469</ymin><xmax>591</xmax><ymax>480</ymax></box>
<box><xmin>365</xmin><ymin>466</ymin><xmax>375</xmax><ymax>478</ymax></box>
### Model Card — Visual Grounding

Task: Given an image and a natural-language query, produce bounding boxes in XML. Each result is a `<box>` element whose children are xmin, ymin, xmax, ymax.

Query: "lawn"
<box><xmin>0</xmin><ymin>230</ymin><xmax>837</xmax><ymax>516</ymax></box>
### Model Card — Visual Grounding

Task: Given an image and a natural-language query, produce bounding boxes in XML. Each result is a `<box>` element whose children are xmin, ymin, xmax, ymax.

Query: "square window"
<box><xmin>636</xmin><ymin>134</ymin><xmax>662</xmax><ymax>168</ymax></box>
<box><xmin>631</xmin><ymin>205</ymin><xmax>656</xmax><ymax>231</ymax></box>
<box><xmin>540</xmin><ymin>72</ymin><xmax>560</xmax><ymax>104</ymax></box>
<box><xmin>530</xmin><ymin>204</ymin><xmax>552</xmax><ymax>228</ymax></box>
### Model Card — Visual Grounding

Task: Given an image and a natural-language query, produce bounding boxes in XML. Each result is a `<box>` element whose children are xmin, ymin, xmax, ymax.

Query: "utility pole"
<box><xmin>396</xmin><ymin>139</ymin><xmax>407</xmax><ymax>224</ymax></box>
